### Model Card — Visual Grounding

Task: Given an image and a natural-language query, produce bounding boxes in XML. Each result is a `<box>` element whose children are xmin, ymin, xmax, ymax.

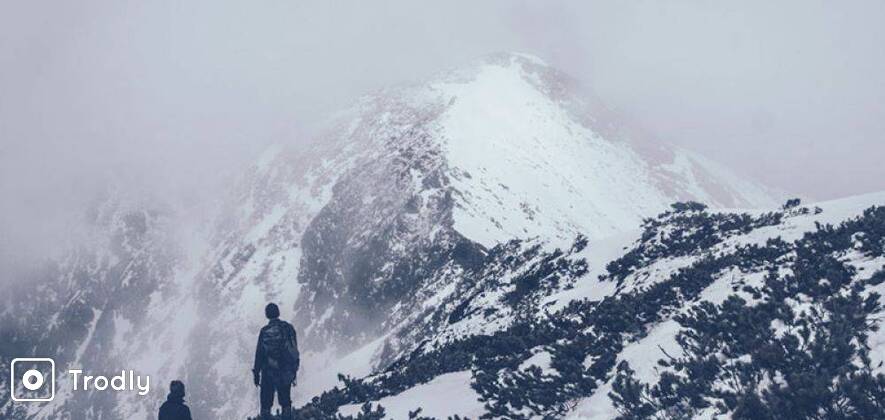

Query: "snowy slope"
<box><xmin>318</xmin><ymin>192</ymin><xmax>884</xmax><ymax>419</ymax></box>
<box><xmin>338</xmin><ymin>371</ymin><xmax>485</xmax><ymax>419</ymax></box>
<box><xmin>567</xmin><ymin>192</ymin><xmax>885</xmax><ymax>419</ymax></box>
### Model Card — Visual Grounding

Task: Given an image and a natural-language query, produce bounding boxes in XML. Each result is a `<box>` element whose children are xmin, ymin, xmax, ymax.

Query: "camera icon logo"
<box><xmin>10</xmin><ymin>358</ymin><xmax>55</xmax><ymax>402</ymax></box>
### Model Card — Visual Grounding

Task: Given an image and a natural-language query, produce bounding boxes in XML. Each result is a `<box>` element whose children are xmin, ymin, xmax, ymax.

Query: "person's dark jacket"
<box><xmin>253</xmin><ymin>318</ymin><xmax>299</xmax><ymax>385</ymax></box>
<box><xmin>158</xmin><ymin>394</ymin><xmax>192</xmax><ymax>420</ymax></box>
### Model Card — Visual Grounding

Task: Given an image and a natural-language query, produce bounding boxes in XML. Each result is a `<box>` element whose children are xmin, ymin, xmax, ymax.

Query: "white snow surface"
<box><xmin>338</xmin><ymin>371</ymin><xmax>485</xmax><ymax>420</ymax></box>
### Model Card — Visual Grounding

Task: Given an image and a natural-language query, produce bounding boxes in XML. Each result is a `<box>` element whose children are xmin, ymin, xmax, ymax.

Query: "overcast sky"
<box><xmin>2</xmin><ymin>1</ymin><xmax>884</xmax><ymax>269</ymax></box>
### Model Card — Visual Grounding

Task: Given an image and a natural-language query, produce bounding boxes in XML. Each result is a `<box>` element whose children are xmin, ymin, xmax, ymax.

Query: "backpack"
<box><xmin>261</xmin><ymin>321</ymin><xmax>298</xmax><ymax>376</ymax></box>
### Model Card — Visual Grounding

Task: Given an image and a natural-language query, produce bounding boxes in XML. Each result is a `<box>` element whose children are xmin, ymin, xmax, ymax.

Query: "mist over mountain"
<box><xmin>4</xmin><ymin>1</ymin><xmax>885</xmax><ymax>281</ymax></box>
<box><xmin>5</xmin><ymin>53</ymin><xmax>882</xmax><ymax>420</ymax></box>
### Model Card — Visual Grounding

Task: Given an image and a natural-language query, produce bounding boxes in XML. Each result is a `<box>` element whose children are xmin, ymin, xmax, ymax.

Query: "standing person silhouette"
<box><xmin>158</xmin><ymin>380</ymin><xmax>193</xmax><ymax>420</ymax></box>
<box><xmin>253</xmin><ymin>303</ymin><xmax>300</xmax><ymax>420</ymax></box>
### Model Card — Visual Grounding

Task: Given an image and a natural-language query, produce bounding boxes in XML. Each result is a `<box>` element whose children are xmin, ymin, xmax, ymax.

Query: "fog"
<box><xmin>2</xmin><ymin>1</ymin><xmax>884</xmax><ymax>276</ymax></box>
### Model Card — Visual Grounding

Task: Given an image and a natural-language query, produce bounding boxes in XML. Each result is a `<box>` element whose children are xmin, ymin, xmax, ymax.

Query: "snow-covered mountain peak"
<box><xmin>326</xmin><ymin>52</ymin><xmax>781</xmax><ymax>247</ymax></box>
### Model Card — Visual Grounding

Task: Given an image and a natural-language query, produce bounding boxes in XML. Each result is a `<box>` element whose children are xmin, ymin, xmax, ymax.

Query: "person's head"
<box><xmin>169</xmin><ymin>380</ymin><xmax>185</xmax><ymax>399</ymax></box>
<box><xmin>265</xmin><ymin>303</ymin><xmax>280</xmax><ymax>319</ymax></box>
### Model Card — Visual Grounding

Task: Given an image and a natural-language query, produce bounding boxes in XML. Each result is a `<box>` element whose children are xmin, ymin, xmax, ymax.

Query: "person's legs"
<box><xmin>259</xmin><ymin>380</ymin><xmax>274</xmax><ymax>418</ymax></box>
<box><xmin>277</xmin><ymin>381</ymin><xmax>293</xmax><ymax>419</ymax></box>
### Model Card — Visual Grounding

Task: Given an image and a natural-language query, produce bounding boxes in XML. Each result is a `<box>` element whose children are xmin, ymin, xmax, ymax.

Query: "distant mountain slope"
<box><xmin>1</xmin><ymin>192</ymin><xmax>182</xmax><ymax>419</ymax></box>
